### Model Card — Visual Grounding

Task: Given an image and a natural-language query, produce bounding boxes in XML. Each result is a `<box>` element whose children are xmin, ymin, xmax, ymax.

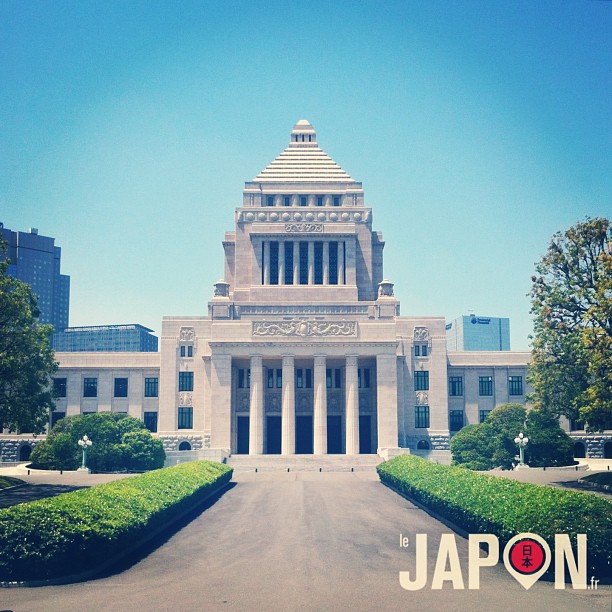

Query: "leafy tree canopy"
<box><xmin>528</xmin><ymin>217</ymin><xmax>611</xmax><ymax>431</ymax></box>
<box><xmin>451</xmin><ymin>403</ymin><xmax>574</xmax><ymax>470</ymax></box>
<box><xmin>30</xmin><ymin>412</ymin><xmax>165</xmax><ymax>472</ymax></box>
<box><xmin>0</xmin><ymin>239</ymin><xmax>57</xmax><ymax>433</ymax></box>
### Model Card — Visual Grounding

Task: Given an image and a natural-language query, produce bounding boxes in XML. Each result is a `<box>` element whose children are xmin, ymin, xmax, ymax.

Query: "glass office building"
<box><xmin>52</xmin><ymin>324</ymin><xmax>158</xmax><ymax>352</ymax></box>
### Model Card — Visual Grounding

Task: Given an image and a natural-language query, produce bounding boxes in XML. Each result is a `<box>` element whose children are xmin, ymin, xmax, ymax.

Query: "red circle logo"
<box><xmin>508</xmin><ymin>538</ymin><xmax>546</xmax><ymax>575</ymax></box>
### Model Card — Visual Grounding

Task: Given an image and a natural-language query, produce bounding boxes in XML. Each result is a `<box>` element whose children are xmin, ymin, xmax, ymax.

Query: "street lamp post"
<box><xmin>514</xmin><ymin>431</ymin><xmax>529</xmax><ymax>470</ymax></box>
<box><xmin>78</xmin><ymin>435</ymin><xmax>92</xmax><ymax>472</ymax></box>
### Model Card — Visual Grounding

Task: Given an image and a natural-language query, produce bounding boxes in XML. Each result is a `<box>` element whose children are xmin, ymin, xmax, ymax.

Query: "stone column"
<box><xmin>293</xmin><ymin>242</ymin><xmax>299</xmax><ymax>286</ymax></box>
<box><xmin>282</xmin><ymin>354</ymin><xmax>295</xmax><ymax>455</ymax></box>
<box><xmin>263</xmin><ymin>241</ymin><xmax>270</xmax><ymax>285</ymax></box>
<box><xmin>323</xmin><ymin>241</ymin><xmax>329</xmax><ymax>285</ymax></box>
<box><xmin>313</xmin><ymin>355</ymin><xmax>327</xmax><ymax>454</ymax></box>
<box><xmin>308</xmin><ymin>241</ymin><xmax>314</xmax><ymax>285</ymax></box>
<box><xmin>345</xmin><ymin>355</ymin><xmax>359</xmax><ymax>454</ymax></box>
<box><xmin>376</xmin><ymin>353</ymin><xmax>399</xmax><ymax>450</ymax></box>
<box><xmin>338</xmin><ymin>241</ymin><xmax>345</xmax><ymax>285</ymax></box>
<box><xmin>249</xmin><ymin>355</ymin><xmax>264</xmax><ymax>454</ymax></box>
<box><xmin>279</xmin><ymin>241</ymin><xmax>285</xmax><ymax>286</ymax></box>
<box><xmin>210</xmin><ymin>354</ymin><xmax>232</xmax><ymax>451</ymax></box>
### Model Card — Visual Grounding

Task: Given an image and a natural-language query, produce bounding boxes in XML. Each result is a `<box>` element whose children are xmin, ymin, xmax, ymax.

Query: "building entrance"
<box><xmin>296</xmin><ymin>415</ymin><xmax>313</xmax><ymax>454</ymax></box>
<box><xmin>359</xmin><ymin>415</ymin><xmax>372</xmax><ymax>454</ymax></box>
<box><xmin>327</xmin><ymin>415</ymin><xmax>342</xmax><ymax>454</ymax></box>
<box><xmin>237</xmin><ymin>416</ymin><xmax>249</xmax><ymax>454</ymax></box>
<box><xmin>266</xmin><ymin>416</ymin><xmax>282</xmax><ymax>454</ymax></box>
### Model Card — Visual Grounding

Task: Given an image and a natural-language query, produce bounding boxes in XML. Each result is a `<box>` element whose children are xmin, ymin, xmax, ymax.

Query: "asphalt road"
<box><xmin>1</xmin><ymin>471</ymin><xmax>610</xmax><ymax>612</ymax></box>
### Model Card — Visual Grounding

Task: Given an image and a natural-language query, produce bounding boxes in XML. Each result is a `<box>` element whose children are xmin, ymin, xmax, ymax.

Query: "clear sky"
<box><xmin>1</xmin><ymin>1</ymin><xmax>610</xmax><ymax>351</ymax></box>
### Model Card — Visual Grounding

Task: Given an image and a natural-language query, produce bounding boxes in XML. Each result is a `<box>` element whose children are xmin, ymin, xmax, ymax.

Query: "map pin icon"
<box><xmin>503</xmin><ymin>533</ymin><xmax>551</xmax><ymax>589</ymax></box>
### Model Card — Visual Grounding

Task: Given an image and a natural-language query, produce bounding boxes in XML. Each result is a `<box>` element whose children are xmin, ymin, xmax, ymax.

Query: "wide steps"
<box><xmin>226</xmin><ymin>454</ymin><xmax>383</xmax><ymax>472</ymax></box>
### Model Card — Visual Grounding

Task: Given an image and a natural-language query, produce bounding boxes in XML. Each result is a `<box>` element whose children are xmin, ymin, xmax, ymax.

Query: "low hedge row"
<box><xmin>0</xmin><ymin>476</ymin><xmax>24</xmax><ymax>490</ymax></box>
<box><xmin>377</xmin><ymin>455</ymin><xmax>611</xmax><ymax>577</ymax></box>
<box><xmin>0</xmin><ymin>460</ymin><xmax>233</xmax><ymax>583</ymax></box>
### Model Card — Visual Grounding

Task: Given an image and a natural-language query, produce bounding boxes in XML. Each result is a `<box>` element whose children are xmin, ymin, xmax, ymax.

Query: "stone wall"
<box><xmin>159</xmin><ymin>434</ymin><xmax>210</xmax><ymax>452</ymax></box>
<box><xmin>0</xmin><ymin>437</ymin><xmax>42</xmax><ymax>462</ymax></box>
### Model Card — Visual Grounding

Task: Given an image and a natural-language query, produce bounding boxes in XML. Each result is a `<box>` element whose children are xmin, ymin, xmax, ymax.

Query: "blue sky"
<box><xmin>1</xmin><ymin>1</ymin><xmax>610</xmax><ymax>350</ymax></box>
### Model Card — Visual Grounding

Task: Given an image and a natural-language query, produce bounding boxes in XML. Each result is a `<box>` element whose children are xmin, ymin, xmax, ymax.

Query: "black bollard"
<box><xmin>255</xmin><ymin>467</ymin><xmax>258</xmax><ymax>473</ymax></box>
<box><xmin>319</xmin><ymin>467</ymin><xmax>322</xmax><ymax>472</ymax></box>
<box><xmin>27</xmin><ymin>469</ymin><xmax>30</xmax><ymax>475</ymax></box>
<box><xmin>287</xmin><ymin>468</ymin><xmax>290</xmax><ymax>472</ymax></box>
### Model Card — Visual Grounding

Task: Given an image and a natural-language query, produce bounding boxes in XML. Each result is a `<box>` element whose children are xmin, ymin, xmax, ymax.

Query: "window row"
<box><xmin>414</xmin><ymin>344</ymin><xmax>429</xmax><ymax>357</ymax></box>
<box><xmin>238</xmin><ymin>367</ymin><xmax>371</xmax><ymax>389</ymax></box>
<box><xmin>448</xmin><ymin>375</ymin><xmax>523</xmax><ymax>397</ymax></box>
<box><xmin>180</xmin><ymin>344</ymin><xmax>193</xmax><ymax>358</ymax></box>
<box><xmin>53</xmin><ymin>377</ymin><xmax>160</xmax><ymax>398</ymax></box>
<box><xmin>264</xmin><ymin>194</ymin><xmax>342</xmax><ymax>207</ymax></box>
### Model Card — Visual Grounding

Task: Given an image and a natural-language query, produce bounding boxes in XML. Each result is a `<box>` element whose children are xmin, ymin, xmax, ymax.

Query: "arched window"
<box><xmin>573</xmin><ymin>441</ymin><xmax>586</xmax><ymax>458</ymax></box>
<box><xmin>178</xmin><ymin>441</ymin><xmax>192</xmax><ymax>451</ymax></box>
<box><xmin>417</xmin><ymin>440</ymin><xmax>430</xmax><ymax>450</ymax></box>
<box><xmin>19</xmin><ymin>445</ymin><xmax>32</xmax><ymax>461</ymax></box>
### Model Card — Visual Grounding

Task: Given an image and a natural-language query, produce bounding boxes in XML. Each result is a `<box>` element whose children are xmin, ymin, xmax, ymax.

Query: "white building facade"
<box><xmin>12</xmin><ymin>120</ymin><xmax>608</xmax><ymax>462</ymax></box>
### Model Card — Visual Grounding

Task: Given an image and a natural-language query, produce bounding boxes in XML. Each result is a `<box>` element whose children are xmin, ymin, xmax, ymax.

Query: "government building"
<box><xmin>5</xmin><ymin>120</ymin><xmax>608</xmax><ymax>464</ymax></box>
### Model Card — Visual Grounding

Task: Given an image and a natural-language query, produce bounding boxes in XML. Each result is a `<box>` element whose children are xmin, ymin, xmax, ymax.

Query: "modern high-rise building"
<box><xmin>52</xmin><ymin>324</ymin><xmax>158</xmax><ymax>352</ymax></box>
<box><xmin>446</xmin><ymin>314</ymin><xmax>510</xmax><ymax>351</ymax></box>
<box><xmin>0</xmin><ymin>224</ymin><xmax>70</xmax><ymax>330</ymax></box>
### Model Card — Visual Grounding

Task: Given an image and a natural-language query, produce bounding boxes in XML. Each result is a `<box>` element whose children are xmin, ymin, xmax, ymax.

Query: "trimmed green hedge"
<box><xmin>0</xmin><ymin>476</ymin><xmax>24</xmax><ymax>490</ymax></box>
<box><xmin>377</xmin><ymin>455</ymin><xmax>611</xmax><ymax>577</ymax></box>
<box><xmin>0</xmin><ymin>460</ymin><xmax>232</xmax><ymax>583</ymax></box>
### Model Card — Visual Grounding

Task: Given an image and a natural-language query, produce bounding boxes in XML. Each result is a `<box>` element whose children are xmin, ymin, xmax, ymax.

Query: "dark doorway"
<box><xmin>604</xmin><ymin>441</ymin><xmax>612</xmax><ymax>459</ymax></box>
<box><xmin>237</xmin><ymin>416</ymin><xmax>250</xmax><ymax>454</ymax></box>
<box><xmin>573</xmin><ymin>441</ymin><xmax>586</xmax><ymax>458</ymax></box>
<box><xmin>178</xmin><ymin>441</ymin><xmax>191</xmax><ymax>451</ymax></box>
<box><xmin>327</xmin><ymin>415</ymin><xmax>342</xmax><ymax>454</ymax></box>
<box><xmin>266</xmin><ymin>416</ymin><xmax>282</xmax><ymax>454</ymax></box>
<box><xmin>296</xmin><ymin>415</ymin><xmax>313</xmax><ymax>454</ymax></box>
<box><xmin>359</xmin><ymin>415</ymin><xmax>372</xmax><ymax>454</ymax></box>
<box><xmin>19</xmin><ymin>445</ymin><xmax>32</xmax><ymax>461</ymax></box>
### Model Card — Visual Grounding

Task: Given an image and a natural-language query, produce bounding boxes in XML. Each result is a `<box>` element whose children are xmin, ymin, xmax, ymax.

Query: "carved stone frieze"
<box><xmin>179</xmin><ymin>392</ymin><xmax>193</xmax><ymax>406</ymax></box>
<box><xmin>180</xmin><ymin>327</ymin><xmax>195</xmax><ymax>341</ymax></box>
<box><xmin>416</xmin><ymin>391</ymin><xmax>429</xmax><ymax>405</ymax></box>
<box><xmin>284</xmin><ymin>223</ymin><xmax>323</xmax><ymax>233</ymax></box>
<box><xmin>252</xmin><ymin>319</ymin><xmax>357</xmax><ymax>337</ymax></box>
<box><xmin>413</xmin><ymin>327</ymin><xmax>429</xmax><ymax>342</ymax></box>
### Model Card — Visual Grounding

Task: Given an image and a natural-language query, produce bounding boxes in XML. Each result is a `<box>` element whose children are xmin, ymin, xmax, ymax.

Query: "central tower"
<box><xmin>211</xmin><ymin>119</ymin><xmax>395</xmax><ymax>317</ymax></box>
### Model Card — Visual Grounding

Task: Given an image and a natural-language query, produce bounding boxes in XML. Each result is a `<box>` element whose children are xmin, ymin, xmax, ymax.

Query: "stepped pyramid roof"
<box><xmin>253</xmin><ymin>120</ymin><xmax>355</xmax><ymax>183</ymax></box>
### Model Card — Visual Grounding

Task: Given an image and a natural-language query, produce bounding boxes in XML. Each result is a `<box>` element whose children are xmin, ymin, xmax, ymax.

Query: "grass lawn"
<box><xmin>0</xmin><ymin>476</ymin><xmax>25</xmax><ymax>490</ymax></box>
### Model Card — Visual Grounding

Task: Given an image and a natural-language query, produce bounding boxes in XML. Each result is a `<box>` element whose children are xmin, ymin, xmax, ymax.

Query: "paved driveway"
<box><xmin>1</xmin><ymin>471</ymin><xmax>610</xmax><ymax>612</ymax></box>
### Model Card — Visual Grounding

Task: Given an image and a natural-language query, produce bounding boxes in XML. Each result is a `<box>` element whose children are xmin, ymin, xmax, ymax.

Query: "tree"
<box><xmin>30</xmin><ymin>412</ymin><xmax>165</xmax><ymax>472</ymax></box>
<box><xmin>529</xmin><ymin>217</ymin><xmax>611</xmax><ymax>431</ymax></box>
<box><xmin>0</xmin><ymin>239</ymin><xmax>57</xmax><ymax>433</ymax></box>
<box><xmin>450</xmin><ymin>403</ymin><xmax>574</xmax><ymax>470</ymax></box>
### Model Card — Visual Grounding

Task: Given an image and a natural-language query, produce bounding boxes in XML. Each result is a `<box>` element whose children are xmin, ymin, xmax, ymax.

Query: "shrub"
<box><xmin>31</xmin><ymin>412</ymin><xmax>165</xmax><ymax>472</ymax></box>
<box><xmin>378</xmin><ymin>455</ymin><xmax>611</xmax><ymax>578</ymax></box>
<box><xmin>0</xmin><ymin>460</ymin><xmax>232</xmax><ymax>582</ymax></box>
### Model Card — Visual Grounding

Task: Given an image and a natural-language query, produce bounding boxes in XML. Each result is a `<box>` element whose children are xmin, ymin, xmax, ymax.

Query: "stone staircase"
<box><xmin>226</xmin><ymin>454</ymin><xmax>384</xmax><ymax>472</ymax></box>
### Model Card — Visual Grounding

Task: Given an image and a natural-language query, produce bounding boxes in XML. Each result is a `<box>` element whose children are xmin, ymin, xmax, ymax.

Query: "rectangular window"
<box><xmin>414</xmin><ymin>371</ymin><xmax>429</xmax><ymax>391</ymax></box>
<box><xmin>448</xmin><ymin>376</ymin><xmax>463</xmax><ymax>397</ymax></box>
<box><xmin>276</xmin><ymin>369</ymin><xmax>282</xmax><ymax>388</ymax></box>
<box><xmin>299</xmin><ymin>242</ymin><xmax>308</xmax><ymax>285</ymax></box>
<box><xmin>314</xmin><ymin>241</ymin><xmax>323</xmax><ymax>284</ymax></box>
<box><xmin>83</xmin><ymin>377</ymin><xmax>97</xmax><ymax>398</ymax></box>
<box><xmin>267</xmin><ymin>369</ymin><xmax>274</xmax><ymax>389</ymax></box>
<box><xmin>239</xmin><ymin>369</ymin><xmax>245</xmax><ymax>389</ymax></box>
<box><xmin>179</xmin><ymin>371</ymin><xmax>194</xmax><ymax>392</ymax></box>
<box><xmin>51</xmin><ymin>411</ymin><xmax>66</xmax><ymax>427</ymax></box>
<box><xmin>479</xmin><ymin>376</ymin><xmax>493</xmax><ymax>396</ymax></box>
<box><xmin>178</xmin><ymin>407</ymin><xmax>193</xmax><ymax>429</ymax></box>
<box><xmin>269</xmin><ymin>241</ymin><xmax>279</xmax><ymax>285</ymax></box>
<box><xmin>144</xmin><ymin>411</ymin><xmax>158</xmax><ymax>433</ymax></box>
<box><xmin>267</xmin><ymin>196</ymin><xmax>274</xmax><ymax>207</ymax></box>
<box><xmin>53</xmin><ymin>378</ymin><xmax>67</xmax><ymax>398</ymax></box>
<box><xmin>358</xmin><ymin>369</ymin><xmax>362</xmax><ymax>388</ymax></box>
<box><xmin>188</xmin><ymin>345</ymin><xmax>193</xmax><ymax>357</ymax></box>
<box><xmin>284</xmin><ymin>241</ymin><xmax>294</xmax><ymax>284</ymax></box>
<box><xmin>329</xmin><ymin>241</ymin><xmax>338</xmax><ymax>285</ymax></box>
<box><xmin>284</xmin><ymin>196</ymin><xmax>290</xmax><ymax>207</ymax></box>
<box><xmin>144</xmin><ymin>377</ymin><xmax>159</xmax><ymax>397</ymax></box>
<box><xmin>421</xmin><ymin>345</ymin><xmax>428</xmax><ymax>357</ymax></box>
<box><xmin>415</xmin><ymin>406</ymin><xmax>430</xmax><ymax>428</ymax></box>
<box><xmin>333</xmin><ymin>196</ymin><xmax>340</xmax><ymax>207</ymax></box>
<box><xmin>326</xmin><ymin>368</ymin><xmax>332</xmax><ymax>389</ymax></box>
<box><xmin>305</xmin><ymin>369</ymin><xmax>312</xmax><ymax>388</ymax></box>
<box><xmin>479</xmin><ymin>410</ymin><xmax>491</xmax><ymax>423</ymax></box>
<box><xmin>296</xmin><ymin>368</ymin><xmax>303</xmax><ymax>389</ymax></box>
<box><xmin>114</xmin><ymin>377</ymin><xmax>128</xmax><ymax>398</ymax></box>
<box><xmin>508</xmin><ymin>376</ymin><xmax>523</xmax><ymax>396</ymax></box>
<box><xmin>335</xmin><ymin>368</ymin><xmax>341</xmax><ymax>388</ymax></box>
<box><xmin>414</xmin><ymin>345</ymin><xmax>420</xmax><ymax>357</ymax></box>
<box><xmin>180</xmin><ymin>345</ymin><xmax>185</xmax><ymax>357</ymax></box>
<box><xmin>300</xmin><ymin>195</ymin><xmax>307</xmax><ymax>207</ymax></box>
<box><xmin>449</xmin><ymin>410</ymin><xmax>464</xmax><ymax>431</ymax></box>
<box><xmin>570</xmin><ymin>419</ymin><xmax>584</xmax><ymax>431</ymax></box>
<box><xmin>363</xmin><ymin>368</ymin><xmax>370</xmax><ymax>388</ymax></box>
<box><xmin>238</xmin><ymin>369</ymin><xmax>250</xmax><ymax>389</ymax></box>
<box><xmin>316</xmin><ymin>196</ymin><xmax>323</xmax><ymax>207</ymax></box>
